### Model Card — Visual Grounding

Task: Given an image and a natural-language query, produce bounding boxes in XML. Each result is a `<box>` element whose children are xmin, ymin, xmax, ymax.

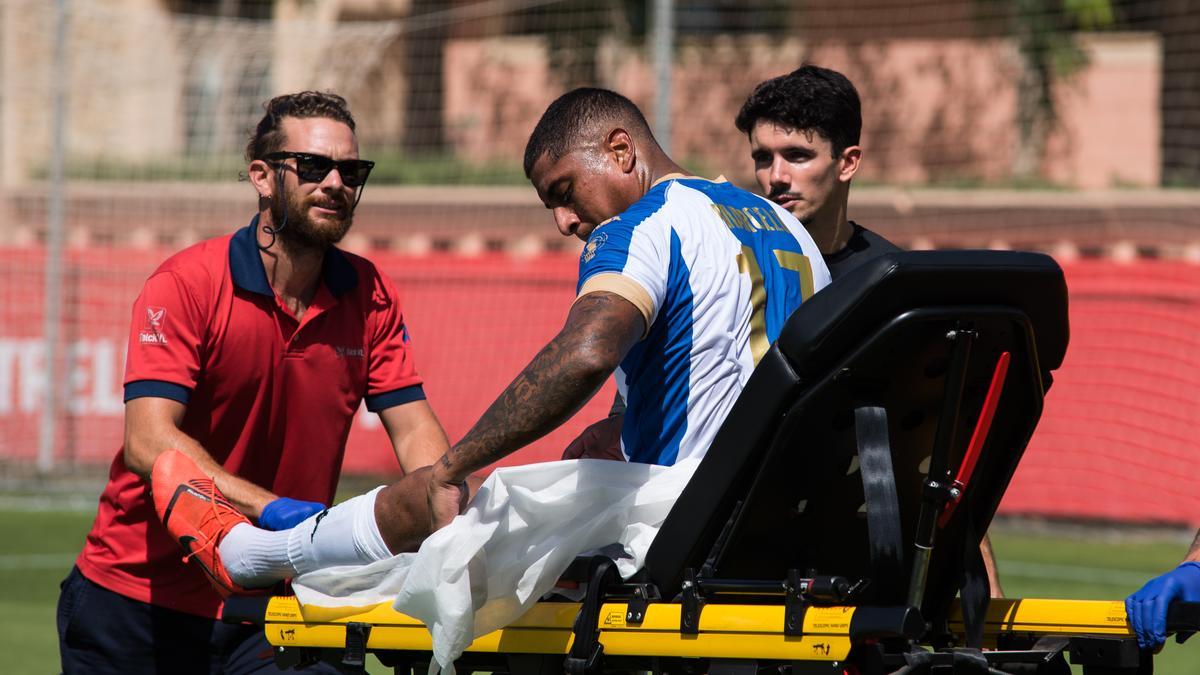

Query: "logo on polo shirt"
<box><xmin>139</xmin><ymin>306</ymin><xmax>168</xmax><ymax>346</ymax></box>
<box><xmin>335</xmin><ymin>346</ymin><xmax>365</xmax><ymax>359</ymax></box>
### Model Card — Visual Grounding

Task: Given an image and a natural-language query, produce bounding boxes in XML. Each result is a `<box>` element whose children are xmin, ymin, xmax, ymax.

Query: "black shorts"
<box><xmin>57</xmin><ymin>566</ymin><xmax>349</xmax><ymax>674</ymax></box>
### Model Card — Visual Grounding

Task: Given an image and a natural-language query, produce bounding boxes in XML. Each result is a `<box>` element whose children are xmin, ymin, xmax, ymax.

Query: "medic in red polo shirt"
<box><xmin>58</xmin><ymin>91</ymin><xmax>451</xmax><ymax>675</ymax></box>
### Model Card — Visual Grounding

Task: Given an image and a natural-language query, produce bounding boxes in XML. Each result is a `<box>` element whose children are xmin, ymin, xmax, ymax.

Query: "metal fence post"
<box><xmin>38</xmin><ymin>0</ymin><xmax>69</xmax><ymax>474</ymax></box>
<box><xmin>652</xmin><ymin>0</ymin><xmax>674</xmax><ymax>155</ymax></box>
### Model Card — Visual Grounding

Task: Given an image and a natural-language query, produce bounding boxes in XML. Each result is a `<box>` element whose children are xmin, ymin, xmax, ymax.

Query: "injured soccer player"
<box><xmin>152</xmin><ymin>89</ymin><xmax>830</xmax><ymax>663</ymax></box>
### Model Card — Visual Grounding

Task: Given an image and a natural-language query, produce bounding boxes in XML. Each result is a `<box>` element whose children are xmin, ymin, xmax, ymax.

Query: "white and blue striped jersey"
<box><xmin>576</xmin><ymin>176</ymin><xmax>831</xmax><ymax>466</ymax></box>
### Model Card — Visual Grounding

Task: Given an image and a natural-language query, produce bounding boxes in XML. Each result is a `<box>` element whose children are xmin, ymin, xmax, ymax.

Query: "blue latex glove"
<box><xmin>258</xmin><ymin>497</ymin><xmax>327</xmax><ymax>531</ymax></box>
<box><xmin>1125</xmin><ymin>561</ymin><xmax>1200</xmax><ymax>649</ymax></box>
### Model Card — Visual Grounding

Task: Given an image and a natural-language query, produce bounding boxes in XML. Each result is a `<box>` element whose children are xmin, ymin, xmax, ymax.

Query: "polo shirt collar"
<box><xmin>229</xmin><ymin>215</ymin><xmax>359</xmax><ymax>298</ymax></box>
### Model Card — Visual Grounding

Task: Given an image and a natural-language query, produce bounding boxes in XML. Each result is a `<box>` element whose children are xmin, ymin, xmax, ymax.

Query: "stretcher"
<box><xmin>224</xmin><ymin>251</ymin><xmax>1200</xmax><ymax>674</ymax></box>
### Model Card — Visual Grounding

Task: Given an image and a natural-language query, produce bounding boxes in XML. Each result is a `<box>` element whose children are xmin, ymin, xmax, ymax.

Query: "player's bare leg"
<box><xmin>374</xmin><ymin>467</ymin><xmax>442</xmax><ymax>553</ymax></box>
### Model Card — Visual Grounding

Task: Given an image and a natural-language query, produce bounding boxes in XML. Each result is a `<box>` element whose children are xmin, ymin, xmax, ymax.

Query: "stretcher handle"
<box><xmin>221</xmin><ymin>596</ymin><xmax>271</xmax><ymax>624</ymax></box>
<box><xmin>1167</xmin><ymin>601</ymin><xmax>1200</xmax><ymax>633</ymax></box>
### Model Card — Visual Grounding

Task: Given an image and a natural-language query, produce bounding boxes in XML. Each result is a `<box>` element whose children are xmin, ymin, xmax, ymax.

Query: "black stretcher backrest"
<box><xmin>641</xmin><ymin>250</ymin><xmax>1068</xmax><ymax>619</ymax></box>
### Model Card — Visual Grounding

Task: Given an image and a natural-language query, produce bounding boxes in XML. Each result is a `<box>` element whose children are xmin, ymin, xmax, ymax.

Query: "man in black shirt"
<box><xmin>735</xmin><ymin>65</ymin><xmax>900</xmax><ymax>280</ymax></box>
<box><xmin>735</xmin><ymin>65</ymin><xmax>1005</xmax><ymax>596</ymax></box>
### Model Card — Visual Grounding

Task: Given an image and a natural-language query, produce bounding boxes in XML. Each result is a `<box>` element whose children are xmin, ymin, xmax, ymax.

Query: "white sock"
<box><xmin>220</xmin><ymin>523</ymin><xmax>293</xmax><ymax>588</ymax></box>
<box><xmin>219</xmin><ymin>486</ymin><xmax>392</xmax><ymax>587</ymax></box>
<box><xmin>286</xmin><ymin>486</ymin><xmax>393</xmax><ymax>577</ymax></box>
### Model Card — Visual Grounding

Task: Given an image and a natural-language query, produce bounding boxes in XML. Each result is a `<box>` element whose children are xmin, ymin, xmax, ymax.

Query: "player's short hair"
<box><xmin>245</xmin><ymin>91</ymin><xmax>357</xmax><ymax>162</ymax></box>
<box><xmin>734</xmin><ymin>65</ymin><xmax>861</xmax><ymax>157</ymax></box>
<box><xmin>523</xmin><ymin>88</ymin><xmax>655</xmax><ymax>178</ymax></box>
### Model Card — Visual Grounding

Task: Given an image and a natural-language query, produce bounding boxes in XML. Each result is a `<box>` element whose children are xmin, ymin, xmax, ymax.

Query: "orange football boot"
<box><xmin>151</xmin><ymin>449</ymin><xmax>258</xmax><ymax>597</ymax></box>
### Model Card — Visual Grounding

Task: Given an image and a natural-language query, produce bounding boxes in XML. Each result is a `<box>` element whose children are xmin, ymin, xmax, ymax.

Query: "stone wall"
<box><xmin>0</xmin><ymin>1</ymin><xmax>1166</xmax><ymax>190</ymax></box>
<box><xmin>441</xmin><ymin>33</ymin><xmax>1163</xmax><ymax>189</ymax></box>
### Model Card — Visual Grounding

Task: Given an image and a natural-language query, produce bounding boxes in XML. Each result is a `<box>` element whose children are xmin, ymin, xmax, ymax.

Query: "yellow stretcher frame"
<box><xmin>260</xmin><ymin>595</ymin><xmax>876</xmax><ymax>662</ymax></box>
<box><xmin>235</xmin><ymin>594</ymin><xmax>1157</xmax><ymax>673</ymax></box>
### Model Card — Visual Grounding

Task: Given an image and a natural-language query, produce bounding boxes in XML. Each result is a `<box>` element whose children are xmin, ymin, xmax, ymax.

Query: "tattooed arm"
<box><xmin>426</xmin><ymin>290</ymin><xmax>645</xmax><ymax>529</ymax></box>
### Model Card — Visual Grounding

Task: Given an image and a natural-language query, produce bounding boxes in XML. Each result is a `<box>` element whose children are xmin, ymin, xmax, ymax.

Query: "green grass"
<box><xmin>42</xmin><ymin>152</ymin><xmax>531</xmax><ymax>186</ymax></box>
<box><xmin>0</xmin><ymin>509</ymin><xmax>93</xmax><ymax>675</ymax></box>
<box><xmin>2</xmin><ymin>508</ymin><xmax>1196</xmax><ymax>673</ymax></box>
<box><xmin>366</xmin><ymin>153</ymin><xmax>528</xmax><ymax>185</ymax></box>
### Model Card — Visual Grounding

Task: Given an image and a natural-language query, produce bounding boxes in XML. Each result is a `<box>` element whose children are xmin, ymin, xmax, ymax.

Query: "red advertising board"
<box><xmin>2</xmin><ymin>248</ymin><xmax>1199</xmax><ymax>526</ymax></box>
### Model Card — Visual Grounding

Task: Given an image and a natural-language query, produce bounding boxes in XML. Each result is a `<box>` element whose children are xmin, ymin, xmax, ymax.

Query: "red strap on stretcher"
<box><xmin>938</xmin><ymin>351</ymin><xmax>1010</xmax><ymax>529</ymax></box>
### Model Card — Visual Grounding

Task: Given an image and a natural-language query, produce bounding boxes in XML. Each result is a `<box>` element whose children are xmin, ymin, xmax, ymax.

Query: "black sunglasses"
<box><xmin>264</xmin><ymin>151</ymin><xmax>375</xmax><ymax>188</ymax></box>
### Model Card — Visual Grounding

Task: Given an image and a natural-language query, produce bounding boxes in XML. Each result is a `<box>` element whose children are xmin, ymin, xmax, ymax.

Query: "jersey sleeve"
<box><xmin>575</xmin><ymin>216</ymin><xmax>671</xmax><ymax>332</ymax></box>
<box><xmin>364</xmin><ymin>272</ymin><xmax>425</xmax><ymax>413</ymax></box>
<box><xmin>123</xmin><ymin>271</ymin><xmax>207</xmax><ymax>404</ymax></box>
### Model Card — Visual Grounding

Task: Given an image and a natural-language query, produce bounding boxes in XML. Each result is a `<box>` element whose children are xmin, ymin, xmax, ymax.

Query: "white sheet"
<box><xmin>292</xmin><ymin>457</ymin><xmax>699</xmax><ymax>673</ymax></box>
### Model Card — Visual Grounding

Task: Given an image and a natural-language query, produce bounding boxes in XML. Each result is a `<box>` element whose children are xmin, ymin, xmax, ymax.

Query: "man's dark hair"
<box><xmin>734</xmin><ymin>65</ymin><xmax>861</xmax><ymax>157</ymax></box>
<box><xmin>523</xmin><ymin>87</ymin><xmax>655</xmax><ymax>178</ymax></box>
<box><xmin>245</xmin><ymin>91</ymin><xmax>357</xmax><ymax>162</ymax></box>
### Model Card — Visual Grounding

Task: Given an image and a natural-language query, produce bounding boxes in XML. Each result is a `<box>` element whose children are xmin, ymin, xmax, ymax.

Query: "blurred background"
<box><xmin>4</xmin><ymin>0</ymin><xmax>1198</xmax><ymax>523</ymax></box>
<box><xmin>1</xmin><ymin>0</ymin><xmax>1199</xmax><ymax>670</ymax></box>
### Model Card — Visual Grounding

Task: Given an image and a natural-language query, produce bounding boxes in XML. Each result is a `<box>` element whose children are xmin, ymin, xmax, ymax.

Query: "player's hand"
<box><xmin>561</xmin><ymin>414</ymin><xmax>625</xmax><ymax>461</ymax></box>
<box><xmin>258</xmin><ymin>497</ymin><xmax>327</xmax><ymax>531</ymax></box>
<box><xmin>1125</xmin><ymin>561</ymin><xmax>1200</xmax><ymax>649</ymax></box>
<box><xmin>427</xmin><ymin>462</ymin><xmax>469</xmax><ymax>532</ymax></box>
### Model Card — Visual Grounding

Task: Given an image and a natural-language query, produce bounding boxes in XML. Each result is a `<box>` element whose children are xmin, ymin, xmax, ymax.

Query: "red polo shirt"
<box><xmin>76</xmin><ymin>218</ymin><xmax>425</xmax><ymax>618</ymax></box>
